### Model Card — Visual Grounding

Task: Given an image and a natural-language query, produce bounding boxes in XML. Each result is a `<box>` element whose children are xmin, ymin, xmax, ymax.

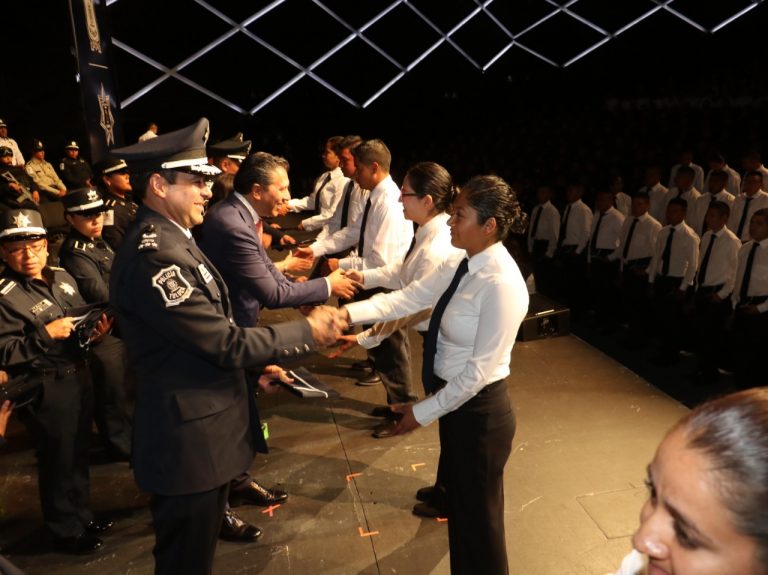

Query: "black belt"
<box><xmin>697</xmin><ymin>283</ymin><xmax>724</xmax><ymax>295</ymax></box>
<box><xmin>31</xmin><ymin>360</ymin><xmax>88</xmax><ymax>380</ymax></box>
<box><xmin>625</xmin><ymin>257</ymin><xmax>652</xmax><ymax>269</ymax></box>
<box><xmin>742</xmin><ymin>296</ymin><xmax>768</xmax><ymax>305</ymax></box>
<box><xmin>432</xmin><ymin>376</ymin><xmax>504</xmax><ymax>395</ymax></box>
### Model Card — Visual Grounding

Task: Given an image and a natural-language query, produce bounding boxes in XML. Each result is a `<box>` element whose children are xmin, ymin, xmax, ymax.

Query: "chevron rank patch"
<box><xmin>151</xmin><ymin>265</ymin><xmax>192</xmax><ymax>307</ymax></box>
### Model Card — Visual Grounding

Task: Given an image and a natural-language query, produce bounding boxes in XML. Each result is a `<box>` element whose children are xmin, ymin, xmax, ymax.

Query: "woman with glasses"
<box><xmin>0</xmin><ymin>208</ymin><xmax>113</xmax><ymax>554</ymax></box>
<box><xmin>340</xmin><ymin>175</ymin><xmax>530</xmax><ymax>574</ymax></box>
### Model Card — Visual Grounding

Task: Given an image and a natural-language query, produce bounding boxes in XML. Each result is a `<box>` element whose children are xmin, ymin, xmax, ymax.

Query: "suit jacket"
<box><xmin>110</xmin><ymin>205</ymin><xmax>315</xmax><ymax>495</ymax></box>
<box><xmin>201</xmin><ymin>193</ymin><xmax>329</xmax><ymax>328</ymax></box>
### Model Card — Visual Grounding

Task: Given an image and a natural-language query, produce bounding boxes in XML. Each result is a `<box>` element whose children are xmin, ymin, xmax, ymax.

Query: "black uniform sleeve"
<box><xmin>0</xmin><ymin>301</ymin><xmax>55</xmax><ymax>369</ymax></box>
<box><xmin>59</xmin><ymin>250</ymin><xmax>109</xmax><ymax>303</ymax></box>
<box><xmin>116</xmin><ymin>250</ymin><xmax>315</xmax><ymax>370</ymax></box>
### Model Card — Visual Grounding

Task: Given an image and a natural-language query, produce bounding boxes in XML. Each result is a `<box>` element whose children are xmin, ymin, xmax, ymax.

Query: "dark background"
<box><xmin>2</xmin><ymin>0</ymin><xmax>767</xmax><ymax>202</ymax></box>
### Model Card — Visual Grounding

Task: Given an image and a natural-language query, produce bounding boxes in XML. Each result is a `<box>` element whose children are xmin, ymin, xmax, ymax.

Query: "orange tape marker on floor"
<box><xmin>346</xmin><ymin>472</ymin><xmax>362</xmax><ymax>482</ymax></box>
<box><xmin>359</xmin><ymin>526</ymin><xmax>379</xmax><ymax>537</ymax></box>
<box><xmin>411</xmin><ymin>463</ymin><xmax>426</xmax><ymax>471</ymax></box>
<box><xmin>436</xmin><ymin>517</ymin><xmax>448</xmax><ymax>523</ymax></box>
<box><xmin>261</xmin><ymin>504</ymin><xmax>281</xmax><ymax>517</ymax></box>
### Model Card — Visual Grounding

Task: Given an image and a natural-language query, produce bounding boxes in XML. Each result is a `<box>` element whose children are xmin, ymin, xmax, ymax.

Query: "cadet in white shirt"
<box><xmin>588</xmin><ymin>190</ymin><xmax>624</xmax><ymax>329</ymax></box>
<box><xmin>554</xmin><ymin>184</ymin><xmax>593</xmax><ymax>315</ymax></box>
<box><xmin>341</xmin><ymin>175</ymin><xmax>528</xmax><ymax>575</ymax></box>
<box><xmin>0</xmin><ymin>119</ymin><xmax>24</xmax><ymax>166</ymax></box>
<box><xmin>641</xmin><ymin>166</ymin><xmax>669</xmax><ymax>223</ymax></box>
<box><xmin>728</xmin><ymin>170</ymin><xmax>768</xmax><ymax>242</ymax></box>
<box><xmin>703</xmin><ymin>152</ymin><xmax>741</xmax><ymax>197</ymax></box>
<box><xmin>649</xmin><ymin>198</ymin><xmax>700</xmax><ymax>366</ymax></box>
<box><xmin>612</xmin><ymin>192</ymin><xmax>662</xmax><ymax>347</ymax></box>
<box><xmin>610</xmin><ymin>175</ymin><xmax>632</xmax><ymax>217</ymax></box>
<box><xmin>731</xmin><ymin>208</ymin><xmax>768</xmax><ymax>389</ymax></box>
<box><xmin>527</xmin><ymin>184</ymin><xmax>560</xmax><ymax>297</ymax></box>
<box><xmin>289</xmin><ymin>136</ymin><xmax>347</xmax><ymax>242</ymax></box>
<box><xmin>688</xmin><ymin>169</ymin><xmax>735</xmax><ymax>237</ymax></box>
<box><xmin>689</xmin><ymin>201</ymin><xmax>740</xmax><ymax>385</ymax></box>
<box><xmin>661</xmin><ymin>165</ymin><xmax>700</xmax><ymax>226</ymax></box>
<box><xmin>667</xmin><ymin>149</ymin><xmax>705</xmax><ymax>192</ymax></box>
<box><xmin>741</xmin><ymin>151</ymin><xmax>768</xmax><ymax>192</ymax></box>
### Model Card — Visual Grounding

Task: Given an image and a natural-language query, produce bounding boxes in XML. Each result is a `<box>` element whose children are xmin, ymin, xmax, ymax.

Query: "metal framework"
<box><xmin>107</xmin><ymin>0</ymin><xmax>764</xmax><ymax>114</ymax></box>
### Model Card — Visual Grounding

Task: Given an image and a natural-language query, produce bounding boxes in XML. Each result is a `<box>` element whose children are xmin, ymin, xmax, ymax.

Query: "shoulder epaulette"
<box><xmin>138</xmin><ymin>224</ymin><xmax>160</xmax><ymax>251</ymax></box>
<box><xmin>49</xmin><ymin>266</ymin><xmax>65</xmax><ymax>271</ymax></box>
<box><xmin>0</xmin><ymin>278</ymin><xmax>17</xmax><ymax>297</ymax></box>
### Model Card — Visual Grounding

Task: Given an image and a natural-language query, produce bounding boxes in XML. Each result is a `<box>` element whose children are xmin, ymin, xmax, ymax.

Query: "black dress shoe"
<box><xmin>412</xmin><ymin>501</ymin><xmax>446</xmax><ymax>518</ymax></box>
<box><xmin>370</xmin><ymin>406</ymin><xmax>392</xmax><ymax>418</ymax></box>
<box><xmin>415</xmin><ymin>485</ymin><xmax>435</xmax><ymax>502</ymax></box>
<box><xmin>356</xmin><ymin>371</ymin><xmax>382</xmax><ymax>386</ymax></box>
<box><xmin>219</xmin><ymin>509</ymin><xmax>262</xmax><ymax>542</ymax></box>
<box><xmin>84</xmin><ymin>519</ymin><xmax>114</xmax><ymax>534</ymax></box>
<box><xmin>229</xmin><ymin>480</ymin><xmax>289</xmax><ymax>507</ymax></box>
<box><xmin>54</xmin><ymin>533</ymin><xmax>104</xmax><ymax>554</ymax></box>
<box><xmin>371</xmin><ymin>420</ymin><xmax>397</xmax><ymax>438</ymax></box>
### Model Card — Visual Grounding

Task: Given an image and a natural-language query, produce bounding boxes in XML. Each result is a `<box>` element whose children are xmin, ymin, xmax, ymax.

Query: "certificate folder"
<box><xmin>281</xmin><ymin>367</ymin><xmax>340</xmax><ymax>399</ymax></box>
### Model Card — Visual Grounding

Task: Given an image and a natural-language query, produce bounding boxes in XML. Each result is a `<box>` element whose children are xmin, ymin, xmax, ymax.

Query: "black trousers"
<box><xmin>589</xmin><ymin>257</ymin><xmax>620</xmax><ymax>326</ymax></box>
<box><xmin>652</xmin><ymin>275</ymin><xmax>688</xmax><ymax>358</ymax></box>
<box><xmin>355</xmin><ymin>287</ymin><xmax>417</xmax><ymax>404</ymax></box>
<box><xmin>89</xmin><ymin>334</ymin><xmax>133</xmax><ymax>456</ymax></box>
<box><xmin>692</xmin><ymin>290</ymin><xmax>732</xmax><ymax>375</ymax></box>
<box><xmin>22</xmin><ymin>367</ymin><xmax>94</xmax><ymax>538</ymax></box>
<box><xmin>733</xmin><ymin>309</ymin><xmax>768</xmax><ymax>389</ymax></box>
<box><xmin>620</xmin><ymin>268</ymin><xmax>650</xmax><ymax>342</ymax></box>
<box><xmin>151</xmin><ymin>484</ymin><xmax>229</xmax><ymax>575</ymax></box>
<box><xmin>440</xmin><ymin>380</ymin><xmax>515</xmax><ymax>575</ymax></box>
<box><xmin>530</xmin><ymin>241</ymin><xmax>555</xmax><ymax>298</ymax></box>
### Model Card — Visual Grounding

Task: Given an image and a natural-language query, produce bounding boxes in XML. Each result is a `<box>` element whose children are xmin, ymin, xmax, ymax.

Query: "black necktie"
<box><xmin>740</xmin><ymin>242</ymin><xmax>760</xmax><ymax>302</ymax></box>
<box><xmin>661</xmin><ymin>227</ymin><xmax>675</xmax><ymax>276</ymax></box>
<box><xmin>357</xmin><ymin>197</ymin><xmax>372</xmax><ymax>255</ymax></box>
<box><xmin>314</xmin><ymin>173</ymin><xmax>332</xmax><ymax>215</ymax></box>
<box><xmin>339</xmin><ymin>180</ymin><xmax>354</xmax><ymax>229</ymax></box>
<box><xmin>403</xmin><ymin>223</ymin><xmax>418</xmax><ymax>261</ymax></box>
<box><xmin>623</xmin><ymin>217</ymin><xmax>639</xmax><ymax>260</ymax></box>
<box><xmin>557</xmin><ymin>205</ymin><xmax>571</xmax><ymax>248</ymax></box>
<box><xmin>701</xmin><ymin>195</ymin><xmax>716</xmax><ymax>236</ymax></box>
<box><xmin>736</xmin><ymin>196</ymin><xmax>753</xmax><ymax>240</ymax></box>
<box><xmin>590</xmin><ymin>211</ymin><xmax>605</xmax><ymax>256</ymax></box>
<box><xmin>422</xmin><ymin>258</ymin><xmax>469</xmax><ymax>394</ymax></box>
<box><xmin>530</xmin><ymin>205</ymin><xmax>542</xmax><ymax>238</ymax></box>
<box><xmin>697</xmin><ymin>233</ymin><xmax>716</xmax><ymax>288</ymax></box>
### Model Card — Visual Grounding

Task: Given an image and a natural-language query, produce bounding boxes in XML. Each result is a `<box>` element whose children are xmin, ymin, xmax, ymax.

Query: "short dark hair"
<box><xmin>709</xmin><ymin>169</ymin><xmax>728</xmax><ymax>184</ymax></box>
<box><xmin>667</xmin><ymin>197</ymin><xmax>688</xmax><ymax>211</ymax></box>
<box><xmin>707</xmin><ymin>200</ymin><xmax>730</xmax><ymax>219</ymax></box>
<box><xmin>676</xmin><ymin>388</ymin><xmax>768</xmax><ymax>569</ymax></box>
<box><xmin>676</xmin><ymin>165</ymin><xmax>695</xmax><ymax>179</ymax></box>
<box><xmin>633</xmin><ymin>191</ymin><xmax>651</xmax><ymax>203</ymax></box>
<box><xmin>745</xmin><ymin>170</ymin><xmax>764</xmax><ymax>183</ymax></box>
<box><xmin>234</xmin><ymin>152</ymin><xmax>290</xmax><ymax>194</ymax></box>
<box><xmin>459</xmin><ymin>174</ymin><xmax>518</xmax><ymax>241</ymax></box>
<box><xmin>753</xmin><ymin>207</ymin><xmax>768</xmax><ymax>222</ymax></box>
<box><xmin>404</xmin><ymin>162</ymin><xmax>456</xmax><ymax>214</ymax></box>
<box><xmin>352</xmin><ymin>139</ymin><xmax>391</xmax><ymax>173</ymax></box>
<box><xmin>333</xmin><ymin>135</ymin><xmax>362</xmax><ymax>157</ymax></box>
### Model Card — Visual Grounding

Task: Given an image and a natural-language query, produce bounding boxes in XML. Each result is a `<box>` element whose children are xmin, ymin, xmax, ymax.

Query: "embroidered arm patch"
<box><xmin>151</xmin><ymin>265</ymin><xmax>192</xmax><ymax>307</ymax></box>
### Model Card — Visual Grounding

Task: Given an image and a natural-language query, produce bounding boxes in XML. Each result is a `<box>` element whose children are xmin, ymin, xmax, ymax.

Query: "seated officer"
<box><xmin>58</xmin><ymin>140</ymin><xmax>93</xmax><ymax>190</ymax></box>
<box><xmin>0</xmin><ymin>209</ymin><xmax>113</xmax><ymax>554</ymax></box>
<box><xmin>93</xmin><ymin>157</ymin><xmax>136</xmax><ymax>251</ymax></box>
<box><xmin>0</xmin><ymin>145</ymin><xmax>39</xmax><ymax>209</ymax></box>
<box><xmin>59</xmin><ymin>189</ymin><xmax>133</xmax><ymax>460</ymax></box>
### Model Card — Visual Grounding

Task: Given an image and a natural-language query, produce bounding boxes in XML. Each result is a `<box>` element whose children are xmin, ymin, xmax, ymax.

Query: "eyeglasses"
<box><xmin>6</xmin><ymin>241</ymin><xmax>46</xmax><ymax>257</ymax></box>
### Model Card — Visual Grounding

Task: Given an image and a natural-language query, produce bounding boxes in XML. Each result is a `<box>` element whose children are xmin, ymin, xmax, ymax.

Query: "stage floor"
<box><xmin>0</xmin><ymin>309</ymin><xmax>688</xmax><ymax>575</ymax></box>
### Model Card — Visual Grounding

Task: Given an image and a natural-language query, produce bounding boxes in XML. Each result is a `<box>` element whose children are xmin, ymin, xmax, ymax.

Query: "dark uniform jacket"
<box><xmin>110</xmin><ymin>206</ymin><xmax>315</xmax><ymax>495</ymax></box>
<box><xmin>58</xmin><ymin>157</ymin><xmax>93</xmax><ymax>189</ymax></box>
<box><xmin>58</xmin><ymin>230</ymin><xmax>114</xmax><ymax>303</ymax></box>
<box><xmin>201</xmin><ymin>193</ymin><xmax>328</xmax><ymax>328</ymax></box>
<box><xmin>101</xmin><ymin>190</ymin><xmax>138</xmax><ymax>251</ymax></box>
<box><xmin>0</xmin><ymin>267</ymin><xmax>87</xmax><ymax>377</ymax></box>
<box><xmin>0</xmin><ymin>165</ymin><xmax>39</xmax><ymax>210</ymax></box>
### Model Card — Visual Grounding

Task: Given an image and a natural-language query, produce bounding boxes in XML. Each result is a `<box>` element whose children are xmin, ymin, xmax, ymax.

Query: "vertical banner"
<box><xmin>68</xmin><ymin>0</ymin><xmax>124</xmax><ymax>163</ymax></box>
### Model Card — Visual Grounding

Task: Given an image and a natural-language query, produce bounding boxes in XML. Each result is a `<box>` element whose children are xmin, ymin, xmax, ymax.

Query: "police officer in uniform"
<box><xmin>0</xmin><ymin>145</ymin><xmax>39</xmax><ymax>209</ymax></box>
<box><xmin>0</xmin><ymin>209</ymin><xmax>113</xmax><ymax>554</ymax></box>
<box><xmin>109</xmin><ymin>118</ymin><xmax>344</xmax><ymax>575</ymax></box>
<box><xmin>94</xmin><ymin>157</ymin><xmax>137</xmax><ymax>251</ymax></box>
<box><xmin>59</xmin><ymin>188</ymin><xmax>133</xmax><ymax>460</ymax></box>
<box><xmin>58</xmin><ymin>140</ymin><xmax>93</xmax><ymax>190</ymax></box>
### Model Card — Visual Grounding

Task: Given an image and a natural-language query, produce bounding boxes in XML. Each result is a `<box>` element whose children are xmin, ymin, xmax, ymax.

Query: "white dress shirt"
<box><xmin>527</xmin><ymin>201</ymin><xmax>560</xmax><ymax>257</ymax></box>
<box><xmin>644</xmin><ymin>183</ymin><xmax>669</xmax><ymax>223</ymax></box>
<box><xmin>588</xmin><ymin>207</ymin><xmax>624</xmax><ymax>260</ymax></box>
<box><xmin>614</xmin><ymin>192</ymin><xmax>631</xmax><ymax>217</ymax></box>
<box><xmin>728</xmin><ymin>190</ymin><xmax>768</xmax><ymax>242</ymax></box>
<box><xmin>649</xmin><ymin>221</ymin><xmax>700</xmax><ymax>290</ymax></box>
<box><xmin>661</xmin><ymin>186</ymin><xmax>701</xmax><ymax>225</ymax></box>
<box><xmin>610</xmin><ymin>212</ymin><xmax>662</xmax><ymax>268</ymax></box>
<box><xmin>320</xmin><ymin>179</ymin><xmax>368</xmax><ymax>245</ymax></box>
<box><xmin>311</xmin><ymin>174</ymin><xmax>412</xmax><ymax>270</ymax></box>
<box><xmin>703</xmin><ymin>165</ymin><xmax>741</xmax><ymax>197</ymax></box>
<box><xmin>560</xmin><ymin>199</ymin><xmax>593</xmax><ymax>253</ymax></box>
<box><xmin>689</xmin><ymin>190</ymin><xmax>735</xmax><ymax>237</ymax></box>
<box><xmin>668</xmin><ymin>162</ymin><xmax>705</xmax><ymax>192</ymax></box>
<box><xmin>345</xmin><ymin>242</ymin><xmax>529</xmax><ymax>427</ymax></box>
<box><xmin>357</xmin><ymin>212</ymin><xmax>464</xmax><ymax>342</ymax></box>
<box><xmin>0</xmin><ymin>137</ymin><xmax>24</xmax><ymax>166</ymax></box>
<box><xmin>732</xmin><ymin>238</ymin><xmax>768</xmax><ymax>312</ymax></box>
<box><xmin>289</xmin><ymin>167</ymin><xmax>347</xmax><ymax>241</ymax></box>
<box><xmin>138</xmin><ymin>130</ymin><xmax>157</xmax><ymax>142</ymax></box>
<box><xmin>695</xmin><ymin>227</ymin><xmax>741</xmax><ymax>299</ymax></box>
